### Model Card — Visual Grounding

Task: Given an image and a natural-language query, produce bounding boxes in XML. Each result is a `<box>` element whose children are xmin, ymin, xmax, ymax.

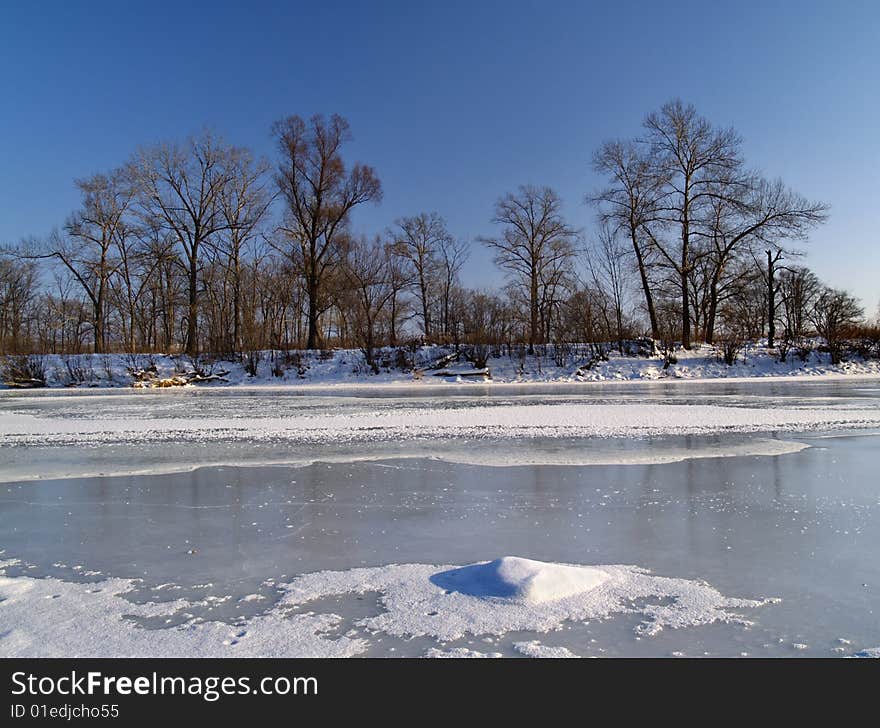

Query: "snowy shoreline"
<box><xmin>4</xmin><ymin>343</ymin><xmax>880</xmax><ymax>391</ymax></box>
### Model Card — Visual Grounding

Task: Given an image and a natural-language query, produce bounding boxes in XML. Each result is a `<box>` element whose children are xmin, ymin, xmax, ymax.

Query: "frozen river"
<box><xmin>1</xmin><ymin>378</ymin><xmax>879</xmax><ymax>657</ymax></box>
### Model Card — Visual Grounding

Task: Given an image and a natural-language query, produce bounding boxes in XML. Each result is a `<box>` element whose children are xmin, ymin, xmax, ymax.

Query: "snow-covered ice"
<box><xmin>2</xmin><ymin>377</ymin><xmax>879</xmax><ymax>657</ymax></box>
<box><xmin>2</xmin><ymin>391</ymin><xmax>880</xmax><ymax>482</ymax></box>
<box><xmin>4</xmin><ymin>402</ymin><xmax>880</xmax><ymax>448</ymax></box>
<box><xmin>0</xmin><ymin>556</ymin><xmax>776</xmax><ymax>657</ymax></box>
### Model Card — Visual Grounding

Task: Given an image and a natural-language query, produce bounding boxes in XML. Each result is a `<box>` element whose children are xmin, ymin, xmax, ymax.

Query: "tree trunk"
<box><xmin>705</xmin><ymin>269</ymin><xmax>722</xmax><ymax>345</ymax></box>
<box><xmin>680</xmin><ymin>269</ymin><xmax>691</xmax><ymax>349</ymax></box>
<box><xmin>529</xmin><ymin>270</ymin><xmax>539</xmax><ymax>355</ymax></box>
<box><xmin>93</xmin><ymin>291</ymin><xmax>105</xmax><ymax>354</ymax></box>
<box><xmin>680</xmin><ymin>212</ymin><xmax>691</xmax><ymax>349</ymax></box>
<box><xmin>389</xmin><ymin>292</ymin><xmax>398</xmax><ymax>347</ymax></box>
<box><xmin>185</xmin><ymin>252</ymin><xmax>199</xmax><ymax>356</ymax></box>
<box><xmin>306</xmin><ymin>277</ymin><xmax>320</xmax><ymax>350</ymax></box>
<box><xmin>419</xmin><ymin>274</ymin><xmax>431</xmax><ymax>340</ymax></box>
<box><xmin>631</xmin><ymin>229</ymin><xmax>659</xmax><ymax>340</ymax></box>
<box><xmin>767</xmin><ymin>249</ymin><xmax>776</xmax><ymax>348</ymax></box>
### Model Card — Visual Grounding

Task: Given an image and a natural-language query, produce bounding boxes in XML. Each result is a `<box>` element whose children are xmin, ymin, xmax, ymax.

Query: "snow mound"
<box><xmin>513</xmin><ymin>640</ymin><xmax>580</xmax><ymax>658</ymax></box>
<box><xmin>852</xmin><ymin>647</ymin><xmax>880</xmax><ymax>658</ymax></box>
<box><xmin>282</xmin><ymin>559</ymin><xmax>778</xmax><ymax>643</ymax></box>
<box><xmin>430</xmin><ymin>557</ymin><xmax>608</xmax><ymax>604</ymax></box>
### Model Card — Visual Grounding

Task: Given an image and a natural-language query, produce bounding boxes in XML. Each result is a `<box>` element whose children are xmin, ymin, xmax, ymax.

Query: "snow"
<box><xmin>3</xmin><ymin>402</ymin><xmax>879</xmax><ymax>450</ymax></box>
<box><xmin>0</xmin><ymin>560</ymin><xmax>364</xmax><ymax>658</ymax></box>
<box><xmin>852</xmin><ymin>647</ymin><xmax>880</xmax><ymax>658</ymax></box>
<box><xmin>0</xmin><ymin>556</ymin><xmax>778</xmax><ymax>658</ymax></box>
<box><xmin>513</xmin><ymin>640</ymin><xmax>580</xmax><ymax>658</ymax></box>
<box><xmin>425</xmin><ymin>647</ymin><xmax>503</xmax><ymax>658</ymax></box>
<box><xmin>429</xmin><ymin>557</ymin><xmax>609</xmax><ymax>605</ymax></box>
<box><xmin>280</xmin><ymin>558</ymin><xmax>776</xmax><ymax>643</ymax></box>
<box><xmin>5</xmin><ymin>344</ymin><xmax>878</xmax><ymax>481</ymax></box>
<box><xmin>5</xmin><ymin>342</ymin><xmax>880</xmax><ymax>391</ymax></box>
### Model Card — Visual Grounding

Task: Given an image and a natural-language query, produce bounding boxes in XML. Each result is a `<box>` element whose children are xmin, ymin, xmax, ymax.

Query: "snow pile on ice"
<box><xmin>280</xmin><ymin>557</ymin><xmax>777</xmax><ymax>642</ymax></box>
<box><xmin>425</xmin><ymin>647</ymin><xmax>502</xmax><ymax>658</ymax></box>
<box><xmin>0</xmin><ymin>556</ymin><xmax>779</xmax><ymax>657</ymax></box>
<box><xmin>852</xmin><ymin>647</ymin><xmax>880</xmax><ymax>658</ymax></box>
<box><xmin>428</xmin><ymin>556</ymin><xmax>608</xmax><ymax>604</ymax></box>
<box><xmin>513</xmin><ymin>640</ymin><xmax>580</xmax><ymax>658</ymax></box>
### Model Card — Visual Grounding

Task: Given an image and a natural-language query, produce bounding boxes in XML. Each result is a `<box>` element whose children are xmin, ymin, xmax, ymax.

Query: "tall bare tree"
<box><xmin>272</xmin><ymin>114</ymin><xmax>382</xmax><ymax>350</ymax></box>
<box><xmin>215</xmin><ymin>149</ymin><xmax>273</xmax><ymax>352</ymax></box>
<box><xmin>130</xmin><ymin>132</ymin><xmax>239</xmax><ymax>355</ymax></box>
<box><xmin>587</xmin><ymin>223</ymin><xmax>631</xmax><ymax>352</ymax></box>
<box><xmin>389</xmin><ymin>212</ymin><xmax>450</xmax><ymax>340</ymax></box>
<box><xmin>479</xmin><ymin>185</ymin><xmax>577</xmax><ymax>352</ymax></box>
<box><xmin>24</xmin><ymin>171</ymin><xmax>133</xmax><ymax>353</ymax></box>
<box><xmin>343</xmin><ymin>235</ymin><xmax>395</xmax><ymax>372</ymax></box>
<box><xmin>437</xmin><ymin>236</ymin><xmax>469</xmax><ymax>339</ymax></box>
<box><xmin>592</xmin><ymin>139</ymin><xmax>663</xmax><ymax>340</ymax></box>
<box><xmin>779</xmin><ymin>265</ymin><xmax>822</xmax><ymax>341</ymax></box>
<box><xmin>0</xmin><ymin>255</ymin><xmax>39</xmax><ymax>353</ymax></box>
<box><xmin>701</xmin><ymin>177</ymin><xmax>828</xmax><ymax>343</ymax></box>
<box><xmin>643</xmin><ymin>100</ymin><xmax>744</xmax><ymax>348</ymax></box>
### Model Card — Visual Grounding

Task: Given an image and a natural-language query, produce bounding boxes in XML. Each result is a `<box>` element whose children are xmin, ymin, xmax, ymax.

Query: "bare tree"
<box><xmin>130</xmin><ymin>132</ymin><xmax>239</xmax><ymax>355</ymax></box>
<box><xmin>110</xmin><ymin>220</ymin><xmax>162</xmax><ymax>352</ymax></box>
<box><xmin>479</xmin><ymin>185</ymin><xmax>577</xmax><ymax>353</ymax></box>
<box><xmin>0</xmin><ymin>255</ymin><xmax>40</xmax><ymax>353</ymax></box>
<box><xmin>701</xmin><ymin>177</ymin><xmax>828</xmax><ymax>344</ymax></box>
<box><xmin>343</xmin><ymin>236</ymin><xmax>395</xmax><ymax>372</ymax></box>
<box><xmin>810</xmin><ymin>287</ymin><xmax>863</xmax><ymax>363</ymax></box>
<box><xmin>215</xmin><ymin>149</ymin><xmax>273</xmax><ymax>353</ymax></box>
<box><xmin>22</xmin><ymin>171</ymin><xmax>133</xmax><ymax>353</ymax></box>
<box><xmin>389</xmin><ymin>212</ymin><xmax>451</xmax><ymax>339</ymax></box>
<box><xmin>383</xmin><ymin>244</ymin><xmax>413</xmax><ymax>346</ymax></box>
<box><xmin>643</xmin><ymin>99</ymin><xmax>745</xmax><ymax>348</ymax></box>
<box><xmin>779</xmin><ymin>265</ymin><xmax>822</xmax><ymax>341</ymax></box>
<box><xmin>437</xmin><ymin>236</ymin><xmax>468</xmax><ymax>340</ymax></box>
<box><xmin>591</xmin><ymin>139</ymin><xmax>664</xmax><ymax>340</ymax></box>
<box><xmin>272</xmin><ymin>114</ymin><xmax>382</xmax><ymax>350</ymax></box>
<box><xmin>587</xmin><ymin>223</ymin><xmax>631</xmax><ymax>352</ymax></box>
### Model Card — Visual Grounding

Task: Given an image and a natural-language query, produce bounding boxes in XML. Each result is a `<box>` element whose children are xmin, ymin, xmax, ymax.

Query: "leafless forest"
<box><xmin>1</xmin><ymin>100</ymin><xmax>875</xmax><ymax>373</ymax></box>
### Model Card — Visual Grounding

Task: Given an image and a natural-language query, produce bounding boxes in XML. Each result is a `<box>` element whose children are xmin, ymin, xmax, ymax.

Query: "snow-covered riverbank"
<box><xmin>4</xmin><ymin>342</ymin><xmax>880</xmax><ymax>390</ymax></box>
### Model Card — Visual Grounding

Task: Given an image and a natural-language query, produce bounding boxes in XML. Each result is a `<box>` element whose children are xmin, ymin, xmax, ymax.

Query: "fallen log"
<box><xmin>131</xmin><ymin>369</ymin><xmax>230</xmax><ymax>388</ymax></box>
<box><xmin>432</xmin><ymin>368</ymin><xmax>491</xmax><ymax>380</ymax></box>
<box><xmin>3</xmin><ymin>378</ymin><xmax>46</xmax><ymax>389</ymax></box>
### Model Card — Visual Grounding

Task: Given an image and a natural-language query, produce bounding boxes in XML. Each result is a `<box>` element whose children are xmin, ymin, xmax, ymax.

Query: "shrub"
<box><xmin>2</xmin><ymin>355</ymin><xmax>47</xmax><ymax>387</ymax></box>
<box><xmin>61</xmin><ymin>355</ymin><xmax>97</xmax><ymax>385</ymax></box>
<box><xmin>243</xmin><ymin>350</ymin><xmax>261</xmax><ymax>377</ymax></box>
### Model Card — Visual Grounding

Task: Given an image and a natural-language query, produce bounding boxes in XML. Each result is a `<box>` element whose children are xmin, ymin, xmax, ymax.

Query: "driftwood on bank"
<box><xmin>3</xmin><ymin>378</ymin><xmax>45</xmax><ymax>389</ymax></box>
<box><xmin>411</xmin><ymin>350</ymin><xmax>491</xmax><ymax>380</ymax></box>
<box><xmin>426</xmin><ymin>352</ymin><xmax>461</xmax><ymax>370</ymax></box>
<box><xmin>129</xmin><ymin>366</ymin><xmax>230</xmax><ymax>388</ymax></box>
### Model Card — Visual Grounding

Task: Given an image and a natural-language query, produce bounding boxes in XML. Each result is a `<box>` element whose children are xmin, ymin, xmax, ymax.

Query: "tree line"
<box><xmin>1</xmin><ymin>100</ymin><xmax>873</xmax><ymax>368</ymax></box>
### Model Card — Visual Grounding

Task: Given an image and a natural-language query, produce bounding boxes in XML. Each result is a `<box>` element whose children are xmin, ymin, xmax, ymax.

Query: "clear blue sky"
<box><xmin>2</xmin><ymin>0</ymin><xmax>878</xmax><ymax>311</ymax></box>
